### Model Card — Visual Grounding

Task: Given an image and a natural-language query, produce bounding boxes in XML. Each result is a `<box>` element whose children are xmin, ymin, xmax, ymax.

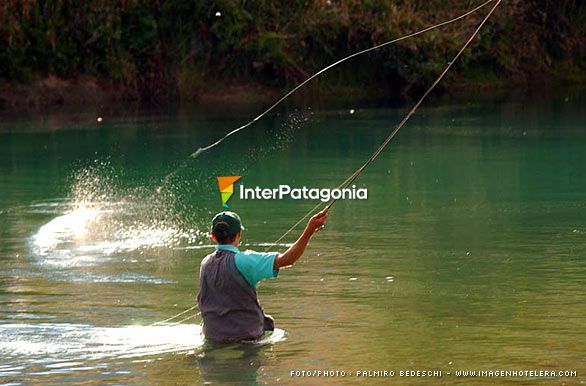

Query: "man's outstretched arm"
<box><xmin>273</xmin><ymin>208</ymin><xmax>328</xmax><ymax>269</ymax></box>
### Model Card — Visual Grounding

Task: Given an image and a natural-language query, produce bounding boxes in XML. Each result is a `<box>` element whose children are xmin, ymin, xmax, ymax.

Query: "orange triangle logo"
<box><xmin>217</xmin><ymin>176</ymin><xmax>241</xmax><ymax>192</ymax></box>
<box><xmin>217</xmin><ymin>176</ymin><xmax>241</xmax><ymax>207</ymax></box>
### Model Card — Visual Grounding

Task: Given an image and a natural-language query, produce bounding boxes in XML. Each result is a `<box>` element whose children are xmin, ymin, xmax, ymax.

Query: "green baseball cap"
<box><xmin>211</xmin><ymin>211</ymin><xmax>245</xmax><ymax>236</ymax></box>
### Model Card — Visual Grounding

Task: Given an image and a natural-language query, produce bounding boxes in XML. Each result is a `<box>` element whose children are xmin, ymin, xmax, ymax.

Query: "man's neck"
<box><xmin>218</xmin><ymin>243</ymin><xmax>239</xmax><ymax>248</ymax></box>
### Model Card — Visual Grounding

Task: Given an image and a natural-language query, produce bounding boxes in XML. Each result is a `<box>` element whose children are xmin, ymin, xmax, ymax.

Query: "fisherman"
<box><xmin>197</xmin><ymin>208</ymin><xmax>328</xmax><ymax>343</ymax></box>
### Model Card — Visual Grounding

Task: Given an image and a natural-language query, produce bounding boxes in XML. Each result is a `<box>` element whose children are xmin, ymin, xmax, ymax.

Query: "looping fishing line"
<box><xmin>152</xmin><ymin>0</ymin><xmax>501</xmax><ymax>326</ymax></box>
<box><xmin>264</xmin><ymin>0</ymin><xmax>502</xmax><ymax>252</ymax></box>
<box><xmin>188</xmin><ymin>0</ymin><xmax>496</xmax><ymax>160</ymax></box>
<box><xmin>156</xmin><ymin>0</ymin><xmax>495</xmax><ymax>189</ymax></box>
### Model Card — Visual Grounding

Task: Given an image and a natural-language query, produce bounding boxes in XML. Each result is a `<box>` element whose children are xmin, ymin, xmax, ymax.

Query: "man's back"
<box><xmin>197</xmin><ymin>248</ymin><xmax>267</xmax><ymax>342</ymax></box>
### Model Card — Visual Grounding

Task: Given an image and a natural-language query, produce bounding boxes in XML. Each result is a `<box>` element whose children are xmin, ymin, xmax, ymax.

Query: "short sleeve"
<box><xmin>234</xmin><ymin>250</ymin><xmax>279</xmax><ymax>288</ymax></box>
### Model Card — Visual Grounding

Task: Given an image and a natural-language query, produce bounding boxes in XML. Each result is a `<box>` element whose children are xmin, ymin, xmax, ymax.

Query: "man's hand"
<box><xmin>307</xmin><ymin>208</ymin><xmax>328</xmax><ymax>233</ymax></box>
<box><xmin>274</xmin><ymin>207</ymin><xmax>329</xmax><ymax>270</ymax></box>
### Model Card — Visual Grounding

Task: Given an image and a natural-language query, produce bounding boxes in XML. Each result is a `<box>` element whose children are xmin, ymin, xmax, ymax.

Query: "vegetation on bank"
<box><xmin>0</xmin><ymin>0</ymin><xmax>584</xmax><ymax>107</ymax></box>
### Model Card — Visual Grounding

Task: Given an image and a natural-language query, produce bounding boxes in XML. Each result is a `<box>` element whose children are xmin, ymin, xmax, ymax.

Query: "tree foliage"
<box><xmin>0</xmin><ymin>0</ymin><xmax>584</xmax><ymax>99</ymax></box>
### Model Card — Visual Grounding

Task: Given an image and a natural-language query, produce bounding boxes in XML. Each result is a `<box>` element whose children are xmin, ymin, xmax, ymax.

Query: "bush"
<box><xmin>0</xmin><ymin>0</ymin><xmax>584</xmax><ymax>99</ymax></box>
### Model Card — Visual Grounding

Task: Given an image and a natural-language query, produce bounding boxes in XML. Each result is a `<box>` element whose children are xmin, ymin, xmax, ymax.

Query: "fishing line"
<box><xmin>187</xmin><ymin>0</ymin><xmax>495</xmax><ymax>159</ymax></box>
<box><xmin>166</xmin><ymin>312</ymin><xmax>201</xmax><ymax>326</ymax></box>
<box><xmin>152</xmin><ymin>0</ymin><xmax>501</xmax><ymax>326</ymax></box>
<box><xmin>150</xmin><ymin>305</ymin><xmax>199</xmax><ymax>326</ymax></box>
<box><xmin>155</xmin><ymin>0</ymin><xmax>496</xmax><ymax>191</ymax></box>
<box><xmin>264</xmin><ymin>0</ymin><xmax>502</xmax><ymax>252</ymax></box>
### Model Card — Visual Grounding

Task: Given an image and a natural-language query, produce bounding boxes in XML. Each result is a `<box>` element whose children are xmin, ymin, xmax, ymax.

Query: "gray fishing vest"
<box><xmin>197</xmin><ymin>248</ymin><xmax>274</xmax><ymax>342</ymax></box>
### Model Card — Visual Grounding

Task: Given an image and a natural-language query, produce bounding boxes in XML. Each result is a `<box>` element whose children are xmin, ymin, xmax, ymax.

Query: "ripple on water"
<box><xmin>0</xmin><ymin>323</ymin><xmax>286</xmax><ymax>381</ymax></box>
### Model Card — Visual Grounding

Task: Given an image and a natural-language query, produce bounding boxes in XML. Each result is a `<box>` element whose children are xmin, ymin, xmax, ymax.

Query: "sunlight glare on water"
<box><xmin>0</xmin><ymin>323</ymin><xmax>285</xmax><ymax>380</ymax></box>
<box><xmin>30</xmin><ymin>161</ymin><xmax>205</xmax><ymax>268</ymax></box>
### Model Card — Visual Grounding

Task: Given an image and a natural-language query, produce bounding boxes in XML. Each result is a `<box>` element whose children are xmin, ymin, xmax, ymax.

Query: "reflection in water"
<box><xmin>197</xmin><ymin>344</ymin><xmax>264</xmax><ymax>385</ymax></box>
<box><xmin>196</xmin><ymin>329</ymin><xmax>286</xmax><ymax>385</ymax></box>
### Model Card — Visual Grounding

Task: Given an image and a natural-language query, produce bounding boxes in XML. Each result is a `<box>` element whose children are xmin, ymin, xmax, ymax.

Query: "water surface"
<box><xmin>1</xmin><ymin>91</ymin><xmax>585</xmax><ymax>384</ymax></box>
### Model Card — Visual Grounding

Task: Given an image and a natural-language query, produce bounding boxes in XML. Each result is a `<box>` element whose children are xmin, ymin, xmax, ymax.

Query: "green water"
<box><xmin>1</xmin><ymin>91</ymin><xmax>585</xmax><ymax>385</ymax></box>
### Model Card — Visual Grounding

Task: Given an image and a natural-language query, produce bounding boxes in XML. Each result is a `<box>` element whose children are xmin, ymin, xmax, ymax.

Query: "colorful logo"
<box><xmin>217</xmin><ymin>176</ymin><xmax>241</xmax><ymax>208</ymax></box>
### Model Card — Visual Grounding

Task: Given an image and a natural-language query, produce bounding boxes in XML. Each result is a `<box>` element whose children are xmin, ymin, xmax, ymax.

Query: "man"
<box><xmin>197</xmin><ymin>208</ymin><xmax>328</xmax><ymax>343</ymax></box>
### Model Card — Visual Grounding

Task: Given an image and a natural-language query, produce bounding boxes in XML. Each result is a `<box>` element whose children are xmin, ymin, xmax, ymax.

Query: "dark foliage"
<box><xmin>0</xmin><ymin>0</ymin><xmax>584</xmax><ymax>100</ymax></box>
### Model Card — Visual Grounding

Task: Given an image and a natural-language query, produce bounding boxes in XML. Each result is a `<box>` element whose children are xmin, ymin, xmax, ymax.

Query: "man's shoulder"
<box><xmin>234</xmin><ymin>249</ymin><xmax>279</xmax><ymax>286</ymax></box>
<box><xmin>235</xmin><ymin>250</ymin><xmax>277</xmax><ymax>268</ymax></box>
<box><xmin>202</xmin><ymin>249</ymin><xmax>238</xmax><ymax>266</ymax></box>
<box><xmin>236</xmin><ymin>250</ymin><xmax>272</xmax><ymax>263</ymax></box>
<box><xmin>238</xmin><ymin>249</ymin><xmax>273</xmax><ymax>257</ymax></box>
<box><xmin>238</xmin><ymin>249</ymin><xmax>258</xmax><ymax>257</ymax></box>
<box><xmin>201</xmin><ymin>251</ymin><xmax>217</xmax><ymax>266</ymax></box>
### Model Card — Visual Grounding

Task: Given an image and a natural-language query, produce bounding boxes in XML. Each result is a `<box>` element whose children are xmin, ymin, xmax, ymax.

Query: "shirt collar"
<box><xmin>215</xmin><ymin>244</ymin><xmax>240</xmax><ymax>253</ymax></box>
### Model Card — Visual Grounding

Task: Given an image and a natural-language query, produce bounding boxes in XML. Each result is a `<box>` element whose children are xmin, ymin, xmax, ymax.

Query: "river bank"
<box><xmin>2</xmin><ymin>1</ymin><xmax>584</xmax><ymax>113</ymax></box>
<box><xmin>1</xmin><ymin>70</ymin><xmax>584</xmax><ymax>114</ymax></box>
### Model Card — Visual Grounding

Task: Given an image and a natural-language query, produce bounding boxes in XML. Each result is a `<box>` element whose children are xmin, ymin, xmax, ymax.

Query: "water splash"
<box><xmin>30</xmin><ymin>161</ymin><xmax>205</xmax><ymax>268</ymax></box>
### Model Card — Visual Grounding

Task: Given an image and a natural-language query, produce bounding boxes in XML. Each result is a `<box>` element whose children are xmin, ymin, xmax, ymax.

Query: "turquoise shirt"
<box><xmin>215</xmin><ymin>245</ymin><xmax>279</xmax><ymax>288</ymax></box>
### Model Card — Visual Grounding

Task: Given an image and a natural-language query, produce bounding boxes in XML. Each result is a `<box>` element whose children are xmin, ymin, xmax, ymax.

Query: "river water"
<box><xmin>1</xmin><ymin>90</ymin><xmax>585</xmax><ymax>384</ymax></box>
